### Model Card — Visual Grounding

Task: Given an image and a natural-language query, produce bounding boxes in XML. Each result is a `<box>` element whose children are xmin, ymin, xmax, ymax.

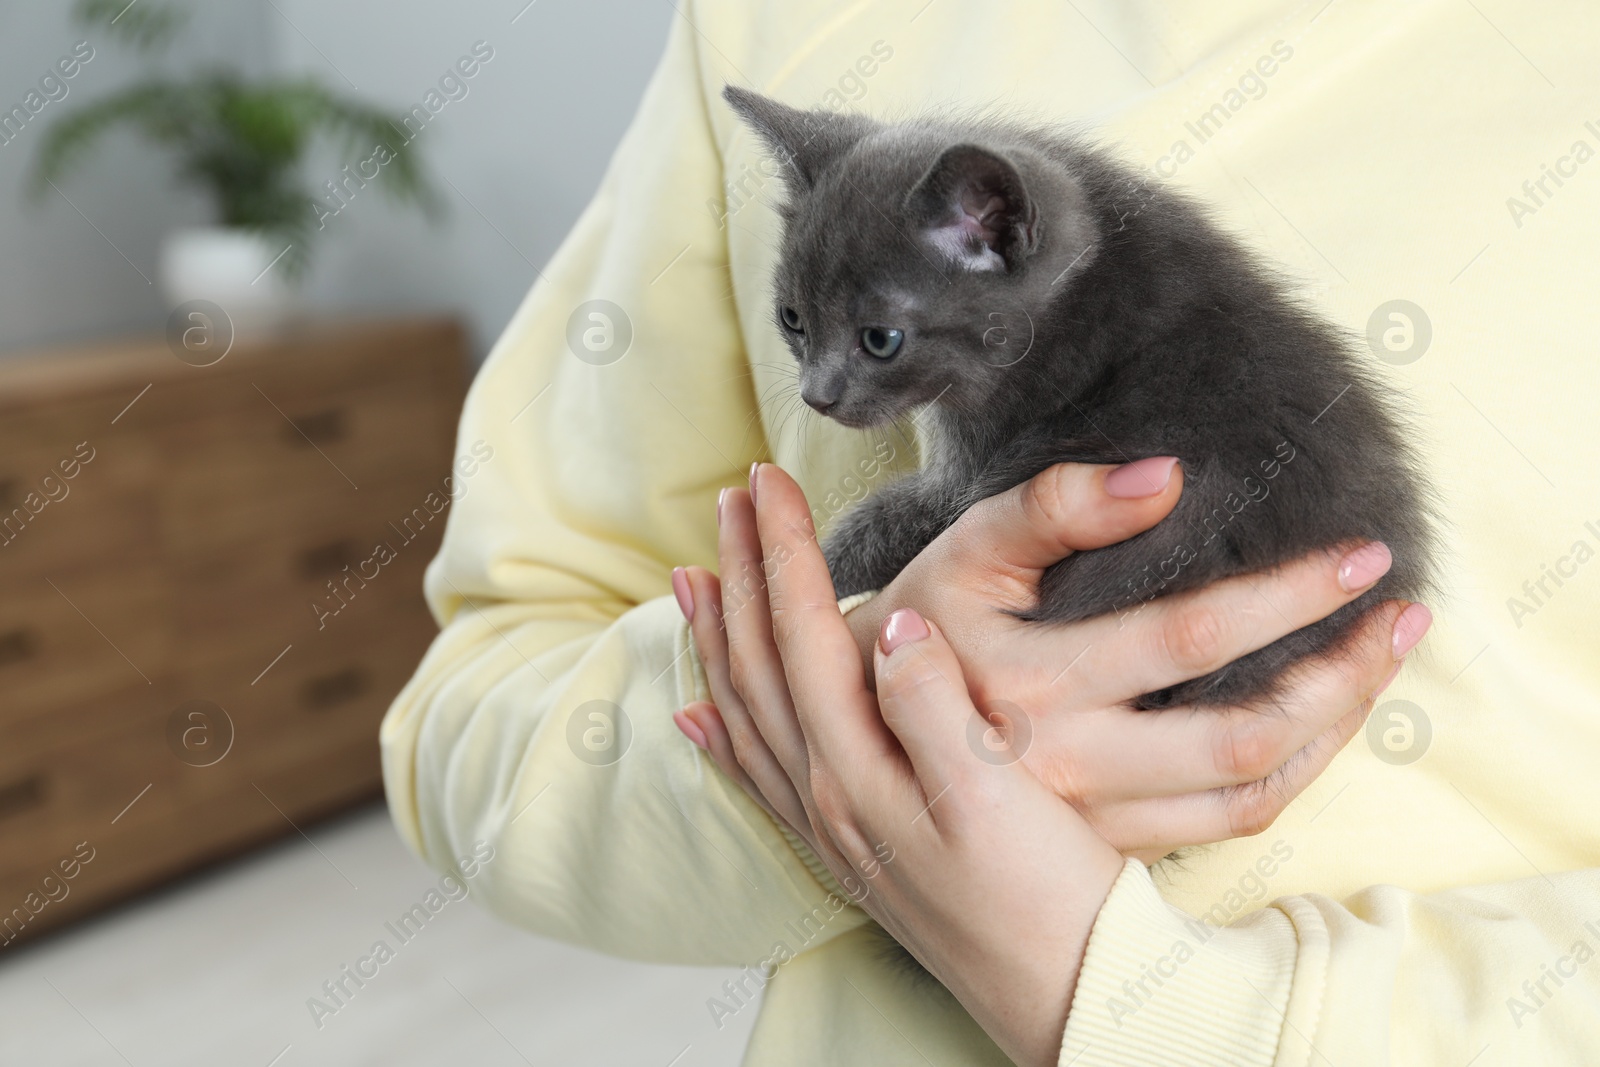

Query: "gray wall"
<box><xmin>0</xmin><ymin>0</ymin><xmax>675</xmax><ymax>360</ymax></box>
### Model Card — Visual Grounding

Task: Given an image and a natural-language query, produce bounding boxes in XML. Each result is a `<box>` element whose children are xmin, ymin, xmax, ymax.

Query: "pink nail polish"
<box><xmin>671</xmin><ymin>567</ymin><xmax>695</xmax><ymax>622</ymax></box>
<box><xmin>1392</xmin><ymin>603</ymin><xmax>1432</xmax><ymax>658</ymax></box>
<box><xmin>748</xmin><ymin>462</ymin><xmax>760</xmax><ymax>505</ymax></box>
<box><xmin>879</xmin><ymin>608</ymin><xmax>930</xmax><ymax>654</ymax></box>
<box><xmin>1338</xmin><ymin>542</ymin><xmax>1392</xmax><ymax>592</ymax></box>
<box><xmin>1105</xmin><ymin>456</ymin><xmax>1179</xmax><ymax>499</ymax></box>
<box><xmin>717</xmin><ymin>487</ymin><xmax>728</xmax><ymax>526</ymax></box>
<box><xmin>674</xmin><ymin>710</ymin><xmax>708</xmax><ymax>749</ymax></box>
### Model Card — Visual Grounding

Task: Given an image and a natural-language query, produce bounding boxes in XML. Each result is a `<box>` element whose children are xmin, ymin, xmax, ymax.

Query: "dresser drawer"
<box><xmin>174</xmin><ymin>611</ymin><xmax>437</xmax><ymax>790</ymax></box>
<box><xmin>0</xmin><ymin>567</ymin><xmax>173</xmax><ymax>724</ymax></box>
<box><xmin>168</xmin><ymin>476</ymin><xmax>446</xmax><ymax>578</ymax></box>
<box><xmin>0</xmin><ymin>411</ymin><xmax>160</xmax><ymax>577</ymax></box>
<box><xmin>0</xmin><ymin>620</ymin><xmax>421</xmax><ymax>938</ymax></box>
<box><xmin>0</xmin><ymin>690</ymin><xmax>182</xmax><ymax>878</ymax></box>
<box><xmin>0</xmin><ymin>697</ymin><xmax>373</xmax><ymax>943</ymax></box>
<box><xmin>0</xmin><ymin>390</ymin><xmax>132</xmax><ymax>450</ymax></box>
<box><xmin>0</xmin><ymin>681</ymin><xmax>175</xmax><ymax>787</ymax></box>
<box><xmin>0</xmin><ymin>624</ymin><xmax>416</xmax><ymax>938</ymax></box>
<box><xmin>134</xmin><ymin>317</ymin><xmax>460</xmax><ymax>418</ymax></box>
<box><xmin>169</xmin><ymin>488</ymin><xmax>440</xmax><ymax>662</ymax></box>
<box><xmin>156</xmin><ymin>373</ymin><xmax>455</xmax><ymax>556</ymax></box>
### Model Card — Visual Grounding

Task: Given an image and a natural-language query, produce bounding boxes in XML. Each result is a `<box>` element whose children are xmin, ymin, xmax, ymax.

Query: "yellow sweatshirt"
<box><xmin>380</xmin><ymin>2</ymin><xmax>1600</xmax><ymax>1062</ymax></box>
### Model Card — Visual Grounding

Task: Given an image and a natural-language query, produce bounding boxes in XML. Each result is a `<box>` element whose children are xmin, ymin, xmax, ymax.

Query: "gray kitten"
<box><xmin>724</xmin><ymin>85</ymin><xmax>1434</xmax><ymax>711</ymax></box>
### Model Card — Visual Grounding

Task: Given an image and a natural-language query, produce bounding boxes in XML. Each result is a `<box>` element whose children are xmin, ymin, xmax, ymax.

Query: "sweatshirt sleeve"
<box><xmin>378</xmin><ymin>10</ymin><xmax>864</xmax><ymax>967</ymax></box>
<box><xmin>1059</xmin><ymin>858</ymin><xmax>1600</xmax><ymax>1065</ymax></box>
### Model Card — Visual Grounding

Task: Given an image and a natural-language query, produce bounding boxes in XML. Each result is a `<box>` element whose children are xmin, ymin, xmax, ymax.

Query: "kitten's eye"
<box><xmin>780</xmin><ymin>306</ymin><xmax>804</xmax><ymax>333</ymax></box>
<box><xmin>860</xmin><ymin>327</ymin><xmax>904</xmax><ymax>360</ymax></box>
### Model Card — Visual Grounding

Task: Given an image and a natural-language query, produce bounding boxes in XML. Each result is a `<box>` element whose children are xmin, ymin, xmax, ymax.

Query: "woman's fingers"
<box><xmin>840</xmin><ymin>459</ymin><xmax>1181</xmax><ymax>682</ymax></box>
<box><xmin>679</xmin><ymin>702</ymin><xmax>811</xmax><ymax>834</ymax></box>
<box><xmin>1095</xmin><ymin>679</ymin><xmax>1380</xmax><ymax>853</ymax></box>
<box><xmin>1031</xmin><ymin>599</ymin><xmax>1416</xmax><ymax>802</ymax></box>
<box><xmin>952</xmin><ymin>458</ymin><xmax>1184</xmax><ymax>578</ymax></box>
<box><xmin>679</xmin><ymin>564</ymin><xmax>811</xmax><ymax>827</ymax></box>
<box><xmin>872</xmin><ymin>609</ymin><xmax>1002</xmax><ymax>820</ymax></box>
<box><xmin>1027</xmin><ymin>541</ymin><xmax>1399</xmax><ymax>709</ymax></box>
<box><xmin>1073</xmin><ymin>606</ymin><xmax>1408</xmax><ymax>852</ymax></box>
<box><xmin>712</xmin><ymin>489</ymin><xmax>813</xmax><ymax>783</ymax></box>
<box><xmin>749</xmin><ymin>465</ymin><xmax>897</xmax><ymax>771</ymax></box>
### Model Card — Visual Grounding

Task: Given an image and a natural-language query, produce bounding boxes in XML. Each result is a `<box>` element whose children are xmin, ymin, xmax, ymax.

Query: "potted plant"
<box><xmin>29</xmin><ymin>0</ymin><xmax>440</xmax><ymax>335</ymax></box>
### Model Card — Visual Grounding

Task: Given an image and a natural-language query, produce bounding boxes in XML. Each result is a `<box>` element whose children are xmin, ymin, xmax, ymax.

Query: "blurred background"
<box><xmin>0</xmin><ymin>1</ymin><xmax>761</xmax><ymax>1063</ymax></box>
<box><xmin>1</xmin><ymin>0</ymin><xmax>677</xmax><ymax>358</ymax></box>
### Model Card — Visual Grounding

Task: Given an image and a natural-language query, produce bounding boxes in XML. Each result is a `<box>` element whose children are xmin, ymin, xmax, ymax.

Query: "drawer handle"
<box><xmin>0</xmin><ymin>627</ymin><xmax>37</xmax><ymax>668</ymax></box>
<box><xmin>284</xmin><ymin>408</ymin><xmax>347</xmax><ymax>447</ymax></box>
<box><xmin>0</xmin><ymin>774</ymin><xmax>45</xmax><ymax>821</ymax></box>
<box><xmin>301</xmin><ymin>667</ymin><xmax>369</xmax><ymax>710</ymax></box>
<box><xmin>297</xmin><ymin>538</ymin><xmax>360</xmax><ymax>579</ymax></box>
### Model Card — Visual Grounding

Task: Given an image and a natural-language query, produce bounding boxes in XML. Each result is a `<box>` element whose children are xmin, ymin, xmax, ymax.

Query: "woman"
<box><xmin>382</xmin><ymin>2</ymin><xmax>1600</xmax><ymax>1062</ymax></box>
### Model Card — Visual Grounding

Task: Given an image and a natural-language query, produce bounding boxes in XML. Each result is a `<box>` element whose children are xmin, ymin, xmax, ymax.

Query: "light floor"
<box><xmin>0</xmin><ymin>803</ymin><xmax>758</xmax><ymax>1066</ymax></box>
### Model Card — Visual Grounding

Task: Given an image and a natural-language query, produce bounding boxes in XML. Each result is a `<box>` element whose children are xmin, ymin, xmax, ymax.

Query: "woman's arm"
<box><xmin>379</xmin><ymin>14</ymin><xmax>866</xmax><ymax>966</ymax></box>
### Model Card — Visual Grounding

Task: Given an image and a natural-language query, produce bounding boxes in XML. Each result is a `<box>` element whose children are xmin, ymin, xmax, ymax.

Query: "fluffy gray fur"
<box><xmin>724</xmin><ymin>84</ymin><xmax>1434</xmax><ymax>711</ymax></box>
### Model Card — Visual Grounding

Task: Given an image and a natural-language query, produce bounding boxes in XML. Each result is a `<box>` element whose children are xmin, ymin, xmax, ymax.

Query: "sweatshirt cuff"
<box><xmin>1058</xmin><ymin>858</ymin><xmax>1300</xmax><ymax>1067</ymax></box>
<box><xmin>837</xmin><ymin>589</ymin><xmax>879</xmax><ymax>615</ymax></box>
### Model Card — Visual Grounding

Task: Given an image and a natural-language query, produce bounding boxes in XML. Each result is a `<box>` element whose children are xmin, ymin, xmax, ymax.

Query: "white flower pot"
<box><xmin>159</xmin><ymin>227</ymin><xmax>296</xmax><ymax>339</ymax></box>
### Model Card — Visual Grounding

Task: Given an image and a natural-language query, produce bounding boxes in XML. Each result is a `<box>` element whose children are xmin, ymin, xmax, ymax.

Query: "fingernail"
<box><xmin>879</xmin><ymin>608</ymin><xmax>930</xmax><ymax>654</ymax></box>
<box><xmin>1338</xmin><ymin>542</ymin><xmax>1392</xmax><ymax>592</ymax></box>
<box><xmin>717</xmin><ymin>487</ymin><xmax>728</xmax><ymax>526</ymax></box>
<box><xmin>748</xmin><ymin>462</ymin><xmax>760</xmax><ymax>505</ymax></box>
<box><xmin>673</xmin><ymin>710</ymin><xmax>708</xmax><ymax>749</ymax></box>
<box><xmin>1392</xmin><ymin>602</ymin><xmax>1432</xmax><ymax>659</ymax></box>
<box><xmin>671</xmin><ymin>567</ymin><xmax>695</xmax><ymax>622</ymax></box>
<box><xmin>1105</xmin><ymin>456</ymin><xmax>1178</xmax><ymax>498</ymax></box>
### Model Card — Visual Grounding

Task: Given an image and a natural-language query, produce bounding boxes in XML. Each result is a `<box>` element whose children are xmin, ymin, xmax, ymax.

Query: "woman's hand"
<box><xmin>675</xmin><ymin>464</ymin><xmax>1125</xmax><ymax>1067</ymax></box>
<box><xmin>675</xmin><ymin>458</ymin><xmax>1430</xmax><ymax>861</ymax></box>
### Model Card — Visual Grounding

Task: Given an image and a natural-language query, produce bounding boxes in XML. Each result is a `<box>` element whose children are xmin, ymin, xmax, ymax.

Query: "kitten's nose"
<box><xmin>802</xmin><ymin>373</ymin><xmax>845</xmax><ymax>414</ymax></box>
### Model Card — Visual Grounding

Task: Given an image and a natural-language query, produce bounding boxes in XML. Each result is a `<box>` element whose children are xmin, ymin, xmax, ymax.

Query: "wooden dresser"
<box><xmin>0</xmin><ymin>317</ymin><xmax>467</xmax><ymax>947</ymax></box>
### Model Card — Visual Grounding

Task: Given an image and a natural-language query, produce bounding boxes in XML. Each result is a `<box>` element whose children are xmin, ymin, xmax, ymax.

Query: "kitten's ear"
<box><xmin>722</xmin><ymin>85</ymin><xmax>873</xmax><ymax>190</ymax></box>
<box><xmin>906</xmin><ymin>145</ymin><xmax>1039</xmax><ymax>272</ymax></box>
